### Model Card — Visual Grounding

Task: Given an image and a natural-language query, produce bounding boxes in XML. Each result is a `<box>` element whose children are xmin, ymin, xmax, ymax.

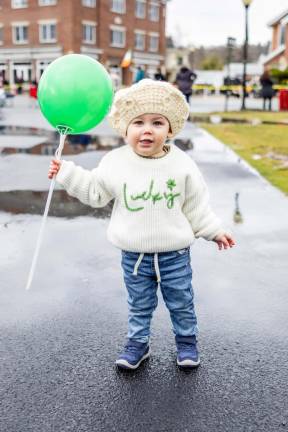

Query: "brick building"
<box><xmin>0</xmin><ymin>0</ymin><xmax>167</xmax><ymax>86</ymax></box>
<box><xmin>264</xmin><ymin>9</ymin><xmax>288</xmax><ymax>70</ymax></box>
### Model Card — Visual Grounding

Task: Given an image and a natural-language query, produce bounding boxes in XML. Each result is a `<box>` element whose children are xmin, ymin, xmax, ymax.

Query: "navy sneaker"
<box><xmin>116</xmin><ymin>340</ymin><xmax>150</xmax><ymax>370</ymax></box>
<box><xmin>175</xmin><ymin>335</ymin><xmax>200</xmax><ymax>368</ymax></box>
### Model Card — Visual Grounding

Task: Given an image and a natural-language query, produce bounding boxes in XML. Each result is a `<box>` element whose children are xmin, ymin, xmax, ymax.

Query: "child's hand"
<box><xmin>48</xmin><ymin>159</ymin><xmax>62</xmax><ymax>179</ymax></box>
<box><xmin>213</xmin><ymin>233</ymin><xmax>235</xmax><ymax>250</ymax></box>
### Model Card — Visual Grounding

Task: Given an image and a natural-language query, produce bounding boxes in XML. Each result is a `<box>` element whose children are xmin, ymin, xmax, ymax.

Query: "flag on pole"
<box><xmin>121</xmin><ymin>49</ymin><xmax>132</xmax><ymax>68</ymax></box>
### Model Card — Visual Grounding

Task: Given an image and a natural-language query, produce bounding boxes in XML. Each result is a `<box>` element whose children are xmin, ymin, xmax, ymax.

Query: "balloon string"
<box><xmin>25</xmin><ymin>131</ymin><xmax>68</xmax><ymax>291</ymax></box>
<box><xmin>55</xmin><ymin>126</ymin><xmax>70</xmax><ymax>159</ymax></box>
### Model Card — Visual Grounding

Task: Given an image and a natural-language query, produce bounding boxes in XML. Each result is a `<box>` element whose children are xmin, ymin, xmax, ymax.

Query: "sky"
<box><xmin>166</xmin><ymin>0</ymin><xmax>288</xmax><ymax>47</ymax></box>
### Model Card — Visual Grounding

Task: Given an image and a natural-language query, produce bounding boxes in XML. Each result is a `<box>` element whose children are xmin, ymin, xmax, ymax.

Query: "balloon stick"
<box><xmin>25</xmin><ymin>129</ymin><xmax>69</xmax><ymax>291</ymax></box>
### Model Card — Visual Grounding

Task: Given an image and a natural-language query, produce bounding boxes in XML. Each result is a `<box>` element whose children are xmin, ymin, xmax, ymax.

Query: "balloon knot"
<box><xmin>56</xmin><ymin>125</ymin><xmax>72</xmax><ymax>135</ymax></box>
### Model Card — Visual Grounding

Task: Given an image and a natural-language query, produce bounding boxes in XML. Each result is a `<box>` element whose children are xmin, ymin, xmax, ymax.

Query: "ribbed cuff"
<box><xmin>204</xmin><ymin>227</ymin><xmax>228</xmax><ymax>241</ymax></box>
<box><xmin>56</xmin><ymin>160</ymin><xmax>75</xmax><ymax>188</ymax></box>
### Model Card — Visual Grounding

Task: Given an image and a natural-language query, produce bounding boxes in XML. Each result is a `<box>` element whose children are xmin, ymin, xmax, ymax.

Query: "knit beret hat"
<box><xmin>108</xmin><ymin>79</ymin><xmax>190</xmax><ymax>138</ymax></box>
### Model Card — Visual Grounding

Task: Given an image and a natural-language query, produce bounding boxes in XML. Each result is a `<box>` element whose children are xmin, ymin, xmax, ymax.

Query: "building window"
<box><xmin>149</xmin><ymin>33</ymin><xmax>159</xmax><ymax>52</ymax></box>
<box><xmin>38</xmin><ymin>0</ymin><xmax>57</xmax><ymax>5</ymax></box>
<box><xmin>135</xmin><ymin>31</ymin><xmax>145</xmax><ymax>50</ymax></box>
<box><xmin>12</xmin><ymin>24</ymin><xmax>29</xmax><ymax>44</ymax></box>
<box><xmin>11</xmin><ymin>0</ymin><xmax>28</xmax><ymax>8</ymax></box>
<box><xmin>82</xmin><ymin>0</ymin><xmax>96</xmax><ymax>6</ymax></box>
<box><xmin>82</xmin><ymin>22</ymin><xmax>96</xmax><ymax>44</ymax></box>
<box><xmin>111</xmin><ymin>0</ymin><xmax>125</xmax><ymax>14</ymax></box>
<box><xmin>149</xmin><ymin>2</ymin><xmax>159</xmax><ymax>22</ymax></box>
<box><xmin>279</xmin><ymin>24</ymin><xmax>286</xmax><ymax>46</ymax></box>
<box><xmin>39</xmin><ymin>22</ymin><xmax>57</xmax><ymax>43</ymax></box>
<box><xmin>110</xmin><ymin>26</ymin><xmax>125</xmax><ymax>47</ymax></box>
<box><xmin>135</xmin><ymin>0</ymin><xmax>146</xmax><ymax>18</ymax></box>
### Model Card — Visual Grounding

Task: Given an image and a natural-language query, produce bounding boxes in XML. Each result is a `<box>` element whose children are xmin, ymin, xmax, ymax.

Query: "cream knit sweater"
<box><xmin>56</xmin><ymin>144</ymin><xmax>225</xmax><ymax>253</ymax></box>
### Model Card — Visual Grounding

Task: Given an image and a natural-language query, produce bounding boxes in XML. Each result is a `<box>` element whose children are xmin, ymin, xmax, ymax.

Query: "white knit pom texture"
<box><xmin>108</xmin><ymin>79</ymin><xmax>190</xmax><ymax>138</ymax></box>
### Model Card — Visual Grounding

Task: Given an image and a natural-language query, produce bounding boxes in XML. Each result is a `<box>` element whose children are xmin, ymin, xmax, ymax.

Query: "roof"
<box><xmin>267</xmin><ymin>9</ymin><xmax>288</xmax><ymax>27</ymax></box>
<box><xmin>262</xmin><ymin>45</ymin><xmax>286</xmax><ymax>64</ymax></box>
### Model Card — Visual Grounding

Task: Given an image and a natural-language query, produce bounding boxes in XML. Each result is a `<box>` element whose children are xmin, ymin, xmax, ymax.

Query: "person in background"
<box><xmin>17</xmin><ymin>77</ymin><xmax>24</xmax><ymax>95</ymax></box>
<box><xmin>260</xmin><ymin>70</ymin><xmax>274</xmax><ymax>111</ymax></box>
<box><xmin>29</xmin><ymin>80</ymin><xmax>38</xmax><ymax>108</ymax></box>
<box><xmin>109</xmin><ymin>67</ymin><xmax>121</xmax><ymax>91</ymax></box>
<box><xmin>0</xmin><ymin>83</ymin><xmax>6</xmax><ymax>108</ymax></box>
<box><xmin>176</xmin><ymin>66</ymin><xmax>197</xmax><ymax>104</ymax></box>
<box><xmin>135</xmin><ymin>66</ymin><xmax>145</xmax><ymax>83</ymax></box>
<box><xmin>154</xmin><ymin>67</ymin><xmax>166</xmax><ymax>81</ymax></box>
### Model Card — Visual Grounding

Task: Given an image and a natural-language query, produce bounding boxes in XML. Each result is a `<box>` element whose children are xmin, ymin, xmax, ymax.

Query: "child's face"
<box><xmin>126</xmin><ymin>113</ymin><xmax>171</xmax><ymax>157</ymax></box>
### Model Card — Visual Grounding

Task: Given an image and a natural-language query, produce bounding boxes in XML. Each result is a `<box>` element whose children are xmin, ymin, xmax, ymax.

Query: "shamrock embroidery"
<box><xmin>166</xmin><ymin>179</ymin><xmax>176</xmax><ymax>191</ymax></box>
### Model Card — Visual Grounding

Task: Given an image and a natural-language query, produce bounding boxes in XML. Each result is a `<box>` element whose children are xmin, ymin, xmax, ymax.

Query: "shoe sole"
<box><xmin>116</xmin><ymin>348</ymin><xmax>151</xmax><ymax>370</ymax></box>
<box><xmin>177</xmin><ymin>358</ymin><xmax>200</xmax><ymax>368</ymax></box>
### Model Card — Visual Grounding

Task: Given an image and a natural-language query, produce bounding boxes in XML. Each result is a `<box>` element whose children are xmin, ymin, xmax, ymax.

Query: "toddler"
<box><xmin>48</xmin><ymin>79</ymin><xmax>235</xmax><ymax>370</ymax></box>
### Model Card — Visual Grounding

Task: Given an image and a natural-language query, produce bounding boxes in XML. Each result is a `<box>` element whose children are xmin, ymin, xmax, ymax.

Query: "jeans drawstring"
<box><xmin>133</xmin><ymin>253</ymin><xmax>144</xmax><ymax>276</ymax></box>
<box><xmin>132</xmin><ymin>253</ymin><xmax>161</xmax><ymax>283</ymax></box>
<box><xmin>154</xmin><ymin>253</ymin><xmax>161</xmax><ymax>283</ymax></box>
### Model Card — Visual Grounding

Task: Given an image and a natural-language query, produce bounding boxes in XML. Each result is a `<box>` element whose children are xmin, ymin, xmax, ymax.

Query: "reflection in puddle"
<box><xmin>0</xmin><ymin>125</ymin><xmax>125</xmax><ymax>155</ymax></box>
<box><xmin>0</xmin><ymin>125</ymin><xmax>194</xmax><ymax>217</ymax></box>
<box><xmin>0</xmin><ymin>190</ymin><xmax>113</xmax><ymax>218</ymax></box>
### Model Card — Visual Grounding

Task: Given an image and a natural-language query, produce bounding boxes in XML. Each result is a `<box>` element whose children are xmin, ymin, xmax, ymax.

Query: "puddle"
<box><xmin>0</xmin><ymin>125</ymin><xmax>125</xmax><ymax>154</ymax></box>
<box><xmin>0</xmin><ymin>190</ymin><xmax>113</xmax><ymax>218</ymax></box>
<box><xmin>0</xmin><ymin>127</ymin><xmax>194</xmax><ymax>217</ymax></box>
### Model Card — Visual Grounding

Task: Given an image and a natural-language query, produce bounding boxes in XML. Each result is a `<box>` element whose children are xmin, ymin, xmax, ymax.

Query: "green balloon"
<box><xmin>38</xmin><ymin>54</ymin><xmax>114</xmax><ymax>134</ymax></box>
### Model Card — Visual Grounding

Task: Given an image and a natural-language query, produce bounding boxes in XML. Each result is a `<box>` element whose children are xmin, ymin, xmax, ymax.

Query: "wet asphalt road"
<box><xmin>1</xmin><ymin>130</ymin><xmax>288</xmax><ymax>432</ymax></box>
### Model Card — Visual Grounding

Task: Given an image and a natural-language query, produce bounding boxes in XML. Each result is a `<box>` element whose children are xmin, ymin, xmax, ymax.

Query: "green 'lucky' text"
<box><xmin>123</xmin><ymin>179</ymin><xmax>180</xmax><ymax>212</ymax></box>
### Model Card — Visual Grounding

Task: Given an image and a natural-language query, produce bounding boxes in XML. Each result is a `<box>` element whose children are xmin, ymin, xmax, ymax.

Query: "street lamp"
<box><xmin>241</xmin><ymin>0</ymin><xmax>253</xmax><ymax>110</ymax></box>
<box><xmin>224</xmin><ymin>37</ymin><xmax>236</xmax><ymax>112</ymax></box>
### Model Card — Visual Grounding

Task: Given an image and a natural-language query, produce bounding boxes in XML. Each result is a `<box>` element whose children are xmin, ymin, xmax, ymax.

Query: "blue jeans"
<box><xmin>121</xmin><ymin>247</ymin><xmax>199</xmax><ymax>343</ymax></box>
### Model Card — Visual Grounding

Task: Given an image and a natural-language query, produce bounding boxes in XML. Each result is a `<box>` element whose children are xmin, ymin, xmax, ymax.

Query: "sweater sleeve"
<box><xmin>56</xmin><ymin>158</ymin><xmax>113</xmax><ymax>208</ymax></box>
<box><xmin>182</xmin><ymin>161</ymin><xmax>225</xmax><ymax>241</ymax></box>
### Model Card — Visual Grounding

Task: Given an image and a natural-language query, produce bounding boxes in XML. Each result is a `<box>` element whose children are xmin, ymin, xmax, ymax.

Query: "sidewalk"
<box><xmin>1</xmin><ymin>114</ymin><xmax>288</xmax><ymax>431</ymax></box>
